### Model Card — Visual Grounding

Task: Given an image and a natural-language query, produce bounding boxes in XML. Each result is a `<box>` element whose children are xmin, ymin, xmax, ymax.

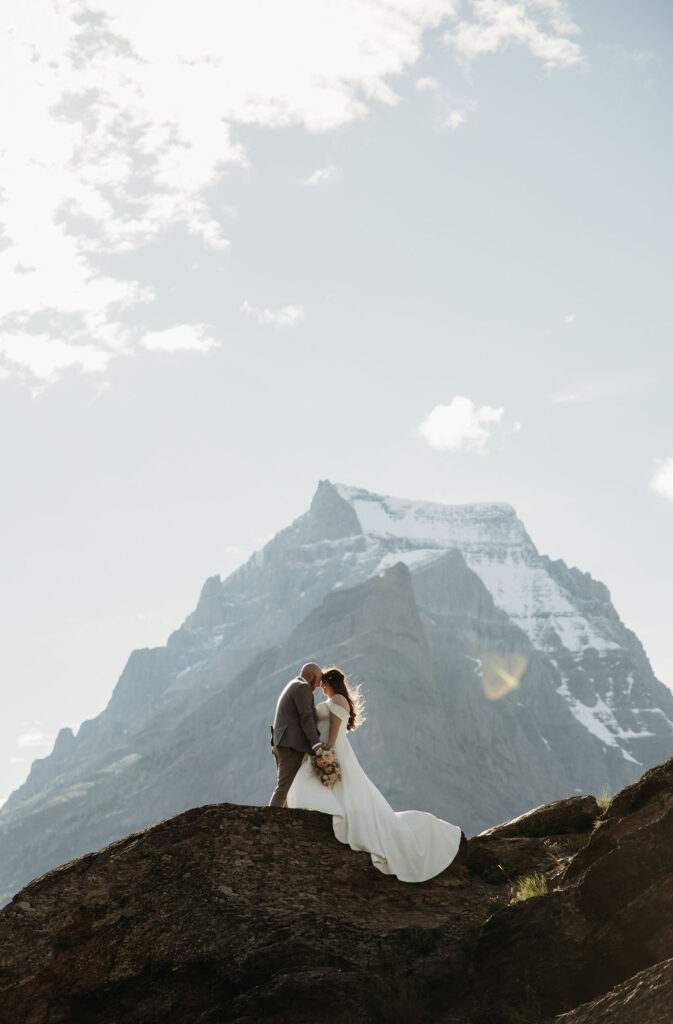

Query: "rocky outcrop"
<box><xmin>554</xmin><ymin>959</ymin><xmax>673</xmax><ymax>1024</ymax></box>
<box><xmin>0</xmin><ymin>803</ymin><xmax>477</xmax><ymax>1024</ymax></box>
<box><xmin>472</xmin><ymin>756</ymin><xmax>673</xmax><ymax>1022</ymax></box>
<box><xmin>478</xmin><ymin>794</ymin><xmax>600</xmax><ymax>839</ymax></box>
<box><xmin>1</xmin><ymin>758</ymin><xmax>672</xmax><ymax>1023</ymax></box>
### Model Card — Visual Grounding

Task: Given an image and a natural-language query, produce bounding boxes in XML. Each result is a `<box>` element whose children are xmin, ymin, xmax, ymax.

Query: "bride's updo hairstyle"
<box><xmin>322</xmin><ymin>667</ymin><xmax>364</xmax><ymax>731</ymax></box>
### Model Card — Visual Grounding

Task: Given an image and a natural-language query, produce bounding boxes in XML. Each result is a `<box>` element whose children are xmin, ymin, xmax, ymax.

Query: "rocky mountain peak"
<box><xmin>183</xmin><ymin>574</ymin><xmax>226</xmax><ymax>631</ymax></box>
<box><xmin>2</xmin><ymin>479</ymin><xmax>671</xmax><ymax>920</ymax></box>
<box><xmin>305</xmin><ymin>478</ymin><xmax>363</xmax><ymax>541</ymax></box>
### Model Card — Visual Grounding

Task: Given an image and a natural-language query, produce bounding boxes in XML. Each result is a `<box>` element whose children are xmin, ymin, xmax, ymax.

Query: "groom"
<box><xmin>269</xmin><ymin>662</ymin><xmax>324</xmax><ymax>808</ymax></box>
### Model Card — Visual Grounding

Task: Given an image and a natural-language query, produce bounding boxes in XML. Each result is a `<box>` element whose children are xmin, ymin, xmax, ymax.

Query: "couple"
<box><xmin>269</xmin><ymin>662</ymin><xmax>463</xmax><ymax>883</ymax></box>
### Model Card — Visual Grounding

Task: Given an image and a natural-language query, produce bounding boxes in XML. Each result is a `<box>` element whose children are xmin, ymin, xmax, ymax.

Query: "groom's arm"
<box><xmin>292</xmin><ymin>684</ymin><xmax>321</xmax><ymax>748</ymax></box>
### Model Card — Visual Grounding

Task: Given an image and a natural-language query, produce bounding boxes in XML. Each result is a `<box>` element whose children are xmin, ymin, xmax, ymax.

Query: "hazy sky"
<box><xmin>1</xmin><ymin>0</ymin><xmax>671</xmax><ymax>807</ymax></box>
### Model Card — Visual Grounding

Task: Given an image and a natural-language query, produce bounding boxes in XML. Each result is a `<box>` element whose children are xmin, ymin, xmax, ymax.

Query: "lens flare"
<box><xmin>479</xmin><ymin>652</ymin><xmax>528</xmax><ymax>700</ymax></box>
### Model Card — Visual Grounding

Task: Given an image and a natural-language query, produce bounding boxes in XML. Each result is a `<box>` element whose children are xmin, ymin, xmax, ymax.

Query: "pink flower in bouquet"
<box><xmin>311</xmin><ymin>746</ymin><xmax>342</xmax><ymax>788</ymax></box>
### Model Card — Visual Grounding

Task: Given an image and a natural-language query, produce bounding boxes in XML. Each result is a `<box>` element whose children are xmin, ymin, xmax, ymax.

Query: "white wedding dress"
<box><xmin>287</xmin><ymin>699</ymin><xmax>462</xmax><ymax>883</ymax></box>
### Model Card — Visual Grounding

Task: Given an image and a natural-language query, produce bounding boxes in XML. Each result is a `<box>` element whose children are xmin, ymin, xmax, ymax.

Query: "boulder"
<box><xmin>553</xmin><ymin>958</ymin><xmax>673</xmax><ymax>1024</ymax></box>
<box><xmin>0</xmin><ymin>804</ymin><xmax>492</xmax><ymax>1024</ymax></box>
<box><xmin>471</xmin><ymin>757</ymin><xmax>673</xmax><ymax>1022</ymax></box>
<box><xmin>478</xmin><ymin>794</ymin><xmax>601</xmax><ymax>839</ymax></box>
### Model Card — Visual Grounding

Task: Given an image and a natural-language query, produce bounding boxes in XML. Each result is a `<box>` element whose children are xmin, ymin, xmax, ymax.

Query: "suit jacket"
<box><xmin>271</xmin><ymin>677</ymin><xmax>320</xmax><ymax>753</ymax></box>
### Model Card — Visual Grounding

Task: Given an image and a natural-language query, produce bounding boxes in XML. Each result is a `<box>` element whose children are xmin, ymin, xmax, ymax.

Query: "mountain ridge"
<box><xmin>1</xmin><ymin>480</ymin><xmax>671</xmax><ymax>909</ymax></box>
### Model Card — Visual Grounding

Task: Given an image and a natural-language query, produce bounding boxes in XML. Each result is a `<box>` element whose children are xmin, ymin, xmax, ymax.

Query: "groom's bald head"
<box><xmin>301</xmin><ymin>662</ymin><xmax>323</xmax><ymax>690</ymax></box>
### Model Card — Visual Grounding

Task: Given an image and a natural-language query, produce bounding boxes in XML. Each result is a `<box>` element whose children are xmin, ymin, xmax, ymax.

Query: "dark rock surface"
<box><xmin>478</xmin><ymin>794</ymin><xmax>601</xmax><ymax>839</ymax></box>
<box><xmin>472</xmin><ymin>756</ymin><xmax>673</xmax><ymax>1023</ymax></box>
<box><xmin>1</xmin><ymin>758</ymin><xmax>672</xmax><ymax>1023</ymax></box>
<box><xmin>0</xmin><ymin>804</ymin><xmax>483</xmax><ymax>1024</ymax></box>
<box><xmin>554</xmin><ymin>958</ymin><xmax>673</xmax><ymax>1024</ymax></box>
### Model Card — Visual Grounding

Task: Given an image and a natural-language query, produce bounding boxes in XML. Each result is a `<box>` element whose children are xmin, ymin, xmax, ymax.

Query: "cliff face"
<box><xmin>2</xmin><ymin>481</ymin><xmax>672</xmax><ymax>909</ymax></box>
<box><xmin>0</xmin><ymin>759</ymin><xmax>671</xmax><ymax>1024</ymax></box>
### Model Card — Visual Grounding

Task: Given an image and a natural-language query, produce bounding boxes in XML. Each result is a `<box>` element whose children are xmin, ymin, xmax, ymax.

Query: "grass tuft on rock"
<box><xmin>596</xmin><ymin>785</ymin><xmax>612</xmax><ymax>811</ymax></box>
<box><xmin>511</xmin><ymin>873</ymin><xmax>548</xmax><ymax>903</ymax></box>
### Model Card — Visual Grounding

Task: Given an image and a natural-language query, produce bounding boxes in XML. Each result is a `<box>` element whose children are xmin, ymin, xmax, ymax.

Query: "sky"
<box><xmin>1</xmin><ymin>0</ymin><xmax>671</xmax><ymax>807</ymax></box>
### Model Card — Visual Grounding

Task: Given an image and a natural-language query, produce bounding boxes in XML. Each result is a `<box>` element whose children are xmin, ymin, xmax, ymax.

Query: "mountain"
<box><xmin>1</xmin><ymin>480</ymin><xmax>672</xmax><ymax>907</ymax></box>
<box><xmin>1</xmin><ymin>757</ymin><xmax>672</xmax><ymax>1023</ymax></box>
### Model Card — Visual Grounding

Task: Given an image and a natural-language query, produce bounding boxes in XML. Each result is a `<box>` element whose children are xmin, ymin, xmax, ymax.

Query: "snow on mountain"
<box><xmin>331</xmin><ymin>483</ymin><xmax>673</xmax><ymax>765</ymax></box>
<box><xmin>335</xmin><ymin>483</ymin><xmax>619</xmax><ymax>656</ymax></box>
<box><xmin>337</xmin><ymin>484</ymin><xmax>519</xmax><ymax>547</ymax></box>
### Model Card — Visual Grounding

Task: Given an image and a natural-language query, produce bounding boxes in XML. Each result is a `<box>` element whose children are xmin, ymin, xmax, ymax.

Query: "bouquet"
<box><xmin>311</xmin><ymin>745</ymin><xmax>342</xmax><ymax>788</ymax></box>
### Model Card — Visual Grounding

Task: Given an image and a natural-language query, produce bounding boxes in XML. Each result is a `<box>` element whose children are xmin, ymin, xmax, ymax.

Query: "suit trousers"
<box><xmin>269</xmin><ymin>746</ymin><xmax>305</xmax><ymax>807</ymax></box>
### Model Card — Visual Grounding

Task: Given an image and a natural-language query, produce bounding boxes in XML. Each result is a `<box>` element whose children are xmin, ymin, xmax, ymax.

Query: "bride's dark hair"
<box><xmin>321</xmin><ymin>667</ymin><xmax>364</xmax><ymax>731</ymax></box>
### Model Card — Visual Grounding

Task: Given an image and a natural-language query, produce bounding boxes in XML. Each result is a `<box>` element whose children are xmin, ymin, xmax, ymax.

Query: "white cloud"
<box><xmin>91</xmin><ymin>381</ymin><xmax>111</xmax><ymax>400</ymax></box>
<box><xmin>0</xmin><ymin>332</ymin><xmax>113</xmax><ymax>383</ymax></box>
<box><xmin>0</xmin><ymin>1</ymin><xmax>463</xmax><ymax>389</ymax></box>
<box><xmin>241</xmin><ymin>299</ymin><xmax>306</xmax><ymax>327</ymax></box>
<box><xmin>417</xmin><ymin>395</ymin><xmax>505</xmax><ymax>453</ymax></box>
<box><xmin>445</xmin><ymin>0</ymin><xmax>582</xmax><ymax>69</ymax></box>
<box><xmin>0</xmin><ymin>0</ymin><xmax>585</xmax><ymax>390</ymax></box>
<box><xmin>651</xmin><ymin>458</ymin><xmax>673</xmax><ymax>503</ymax></box>
<box><xmin>18</xmin><ymin>729</ymin><xmax>50</xmax><ymax>749</ymax></box>
<box><xmin>140</xmin><ymin>325</ymin><xmax>220</xmax><ymax>353</ymax></box>
<box><xmin>415</xmin><ymin>76</ymin><xmax>441</xmax><ymax>91</ymax></box>
<box><xmin>8</xmin><ymin>757</ymin><xmax>27</xmax><ymax>764</ymax></box>
<box><xmin>414</xmin><ymin>74</ymin><xmax>476</xmax><ymax>130</ymax></box>
<box><xmin>301</xmin><ymin>165</ymin><xmax>338</xmax><ymax>186</ymax></box>
<box><xmin>444</xmin><ymin>109</ymin><xmax>467</xmax><ymax>129</ymax></box>
<box><xmin>564</xmin><ymin>313</ymin><xmax>575</xmax><ymax>323</ymax></box>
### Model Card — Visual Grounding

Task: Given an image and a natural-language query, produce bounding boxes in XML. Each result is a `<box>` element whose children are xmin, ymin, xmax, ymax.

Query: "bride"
<box><xmin>287</xmin><ymin>667</ymin><xmax>462</xmax><ymax>883</ymax></box>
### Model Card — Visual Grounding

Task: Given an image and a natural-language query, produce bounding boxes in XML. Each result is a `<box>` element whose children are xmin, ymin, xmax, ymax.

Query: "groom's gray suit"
<box><xmin>269</xmin><ymin>676</ymin><xmax>321</xmax><ymax>807</ymax></box>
